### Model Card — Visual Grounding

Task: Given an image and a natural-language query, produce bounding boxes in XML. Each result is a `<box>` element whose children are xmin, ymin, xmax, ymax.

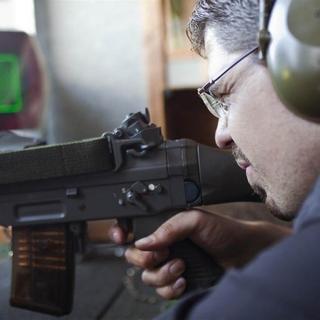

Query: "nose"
<box><xmin>215</xmin><ymin>116</ymin><xmax>233</xmax><ymax>149</ymax></box>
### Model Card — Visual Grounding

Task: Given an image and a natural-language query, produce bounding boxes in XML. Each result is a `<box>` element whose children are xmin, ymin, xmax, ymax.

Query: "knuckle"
<box><xmin>157</xmin><ymin>272</ymin><xmax>176</xmax><ymax>287</ymax></box>
<box><xmin>167</xmin><ymin>259</ymin><xmax>185</xmax><ymax>277</ymax></box>
<box><xmin>157</xmin><ymin>222</ymin><xmax>176</xmax><ymax>240</ymax></box>
<box><xmin>189</xmin><ymin>209</ymin><xmax>204</xmax><ymax>223</ymax></box>
<box><xmin>141</xmin><ymin>269</ymin><xmax>163</xmax><ymax>287</ymax></box>
<box><xmin>150</xmin><ymin>251</ymin><xmax>161</xmax><ymax>267</ymax></box>
<box><xmin>153</xmin><ymin>249</ymin><xmax>169</xmax><ymax>263</ymax></box>
<box><xmin>142</xmin><ymin>261</ymin><xmax>182</xmax><ymax>287</ymax></box>
<box><xmin>151</xmin><ymin>263</ymin><xmax>177</xmax><ymax>286</ymax></box>
<box><xmin>139</xmin><ymin>251</ymin><xmax>157</xmax><ymax>269</ymax></box>
<box><xmin>124</xmin><ymin>248</ymin><xmax>150</xmax><ymax>268</ymax></box>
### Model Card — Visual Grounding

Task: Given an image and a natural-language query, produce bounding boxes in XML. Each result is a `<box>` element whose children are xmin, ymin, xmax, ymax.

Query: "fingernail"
<box><xmin>135</xmin><ymin>236</ymin><xmax>153</xmax><ymax>247</ymax></box>
<box><xmin>173</xmin><ymin>277</ymin><xmax>185</xmax><ymax>291</ymax></box>
<box><xmin>169</xmin><ymin>260</ymin><xmax>184</xmax><ymax>276</ymax></box>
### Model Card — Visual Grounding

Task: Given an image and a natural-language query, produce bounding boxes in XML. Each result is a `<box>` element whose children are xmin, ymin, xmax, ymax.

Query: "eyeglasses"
<box><xmin>198</xmin><ymin>46</ymin><xmax>259</xmax><ymax>118</ymax></box>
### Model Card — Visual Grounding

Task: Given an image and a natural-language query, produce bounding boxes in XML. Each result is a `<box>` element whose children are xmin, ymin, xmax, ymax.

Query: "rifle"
<box><xmin>0</xmin><ymin>110</ymin><xmax>258</xmax><ymax>316</ymax></box>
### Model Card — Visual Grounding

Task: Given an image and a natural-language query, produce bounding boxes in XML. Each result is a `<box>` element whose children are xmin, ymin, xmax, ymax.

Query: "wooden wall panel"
<box><xmin>141</xmin><ymin>0</ymin><xmax>167</xmax><ymax>135</ymax></box>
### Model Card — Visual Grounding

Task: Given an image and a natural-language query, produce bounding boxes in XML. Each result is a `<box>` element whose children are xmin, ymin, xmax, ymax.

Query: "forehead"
<box><xmin>205</xmin><ymin>28</ymin><xmax>241</xmax><ymax>79</ymax></box>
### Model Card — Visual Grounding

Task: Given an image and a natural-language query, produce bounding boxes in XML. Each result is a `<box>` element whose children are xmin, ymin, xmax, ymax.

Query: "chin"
<box><xmin>265</xmin><ymin>200</ymin><xmax>295</xmax><ymax>221</ymax></box>
<box><xmin>251</xmin><ymin>183</ymin><xmax>295</xmax><ymax>221</ymax></box>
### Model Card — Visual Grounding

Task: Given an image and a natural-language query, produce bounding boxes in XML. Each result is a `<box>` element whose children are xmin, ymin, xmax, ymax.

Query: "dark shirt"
<box><xmin>156</xmin><ymin>177</ymin><xmax>320</xmax><ymax>320</ymax></box>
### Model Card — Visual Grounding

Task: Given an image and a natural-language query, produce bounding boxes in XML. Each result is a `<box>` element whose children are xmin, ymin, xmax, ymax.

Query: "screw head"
<box><xmin>113</xmin><ymin>128</ymin><xmax>123</xmax><ymax>138</ymax></box>
<box><xmin>148</xmin><ymin>184</ymin><xmax>162</xmax><ymax>193</ymax></box>
<box><xmin>126</xmin><ymin>191</ymin><xmax>134</xmax><ymax>200</ymax></box>
<box><xmin>148</xmin><ymin>184</ymin><xmax>155</xmax><ymax>191</ymax></box>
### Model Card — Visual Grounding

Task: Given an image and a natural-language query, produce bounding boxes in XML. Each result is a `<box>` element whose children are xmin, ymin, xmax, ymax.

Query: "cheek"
<box><xmin>228</xmin><ymin>91</ymin><xmax>307</xmax><ymax>200</ymax></box>
<box><xmin>227</xmin><ymin>93</ymin><xmax>284</xmax><ymax>174</ymax></box>
<box><xmin>226</xmin><ymin>65</ymin><xmax>301</xmax><ymax>179</ymax></box>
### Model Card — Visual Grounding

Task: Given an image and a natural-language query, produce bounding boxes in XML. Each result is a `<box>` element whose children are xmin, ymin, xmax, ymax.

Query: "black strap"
<box><xmin>0</xmin><ymin>137</ymin><xmax>114</xmax><ymax>184</ymax></box>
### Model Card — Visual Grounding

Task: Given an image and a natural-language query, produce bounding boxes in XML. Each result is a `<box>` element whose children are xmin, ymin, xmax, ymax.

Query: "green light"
<box><xmin>0</xmin><ymin>54</ymin><xmax>23</xmax><ymax>114</ymax></box>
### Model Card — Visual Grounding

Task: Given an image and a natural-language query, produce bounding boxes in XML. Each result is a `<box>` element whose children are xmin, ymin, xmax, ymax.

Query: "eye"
<box><xmin>208</xmin><ymin>96</ymin><xmax>230</xmax><ymax>117</ymax></box>
<box><xmin>207</xmin><ymin>83</ymin><xmax>232</xmax><ymax>116</ymax></box>
<box><xmin>213</xmin><ymin>94</ymin><xmax>230</xmax><ymax>112</ymax></box>
<box><xmin>218</xmin><ymin>99</ymin><xmax>230</xmax><ymax>113</ymax></box>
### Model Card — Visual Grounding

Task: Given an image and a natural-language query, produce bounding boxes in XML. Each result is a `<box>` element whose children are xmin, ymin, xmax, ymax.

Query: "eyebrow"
<box><xmin>202</xmin><ymin>46</ymin><xmax>259</xmax><ymax>93</ymax></box>
<box><xmin>215</xmin><ymin>47</ymin><xmax>259</xmax><ymax>82</ymax></box>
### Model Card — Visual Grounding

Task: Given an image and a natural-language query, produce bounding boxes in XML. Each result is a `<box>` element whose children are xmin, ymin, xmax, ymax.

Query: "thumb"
<box><xmin>134</xmin><ymin>210</ymin><xmax>200</xmax><ymax>250</ymax></box>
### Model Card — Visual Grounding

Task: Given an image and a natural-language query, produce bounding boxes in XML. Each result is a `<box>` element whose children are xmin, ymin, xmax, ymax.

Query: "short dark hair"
<box><xmin>186</xmin><ymin>0</ymin><xmax>260</xmax><ymax>57</ymax></box>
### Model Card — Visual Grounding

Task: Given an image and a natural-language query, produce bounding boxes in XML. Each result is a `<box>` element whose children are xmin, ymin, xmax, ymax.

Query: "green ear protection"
<box><xmin>259</xmin><ymin>0</ymin><xmax>320</xmax><ymax>121</ymax></box>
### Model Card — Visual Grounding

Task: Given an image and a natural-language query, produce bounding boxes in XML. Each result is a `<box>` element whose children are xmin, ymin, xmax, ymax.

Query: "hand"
<box><xmin>109</xmin><ymin>209</ymin><xmax>291</xmax><ymax>299</ymax></box>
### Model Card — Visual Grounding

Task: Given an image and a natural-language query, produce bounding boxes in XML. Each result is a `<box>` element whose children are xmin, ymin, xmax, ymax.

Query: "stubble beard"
<box><xmin>251</xmin><ymin>183</ymin><xmax>293</xmax><ymax>221</ymax></box>
<box><xmin>232</xmin><ymin>146</ymin><xmax>293</xmax><ymax>221</ymax></box>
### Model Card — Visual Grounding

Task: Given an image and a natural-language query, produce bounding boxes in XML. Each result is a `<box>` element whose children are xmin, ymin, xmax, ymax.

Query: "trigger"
<box><xmin>117</xmin><ymin>218</ymin><xmax>132</xmax><ymax>234</ymax></box>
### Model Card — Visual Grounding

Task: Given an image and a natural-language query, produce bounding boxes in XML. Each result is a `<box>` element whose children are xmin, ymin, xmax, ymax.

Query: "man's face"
<box><xmin>205</xmin><ymin>29</ymin><xmax>320</xmax><ymax>220</ymax></box>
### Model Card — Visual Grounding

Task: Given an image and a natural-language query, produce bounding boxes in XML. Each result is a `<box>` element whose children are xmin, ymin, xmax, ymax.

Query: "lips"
<box><xmin>236</xmin><ymin>160</ymin><xmax>251</xmax><ymax>170</ymax></box>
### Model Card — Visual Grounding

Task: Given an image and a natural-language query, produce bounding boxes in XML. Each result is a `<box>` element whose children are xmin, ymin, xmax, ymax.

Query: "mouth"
<box><xmin>232</xmin><ymin>146</ymin><xmax>252</xmax><ymax>172</ymax></box>
<box><xmin>236</xmin><ymin>159</ymin><xmax>251</xmax><ymax>171</ymax></box>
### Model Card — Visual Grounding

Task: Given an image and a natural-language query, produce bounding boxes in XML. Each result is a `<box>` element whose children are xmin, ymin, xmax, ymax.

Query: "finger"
<box><xmin>125</xmin><ymin>247</ymin><xmax>169</xmax><ymax>269</ymax></box>
<box><xmin>109</xmin><ymin>224</ymin><xmax>127</xmax><ymax>245</ymax></box>
<box><xmin>135</xmin><ymin>210</ymin><xmax>202</xmax><ymax>250</ymax></box>
<box><xmin>155</xmin><ymin>277</ymin><xmax>186</xmax><ymax>300</ymax></box>
<box><xmin>141</xmin><ymin>259</ymin><xmax>185</xmax><ymax>287</ymax></box>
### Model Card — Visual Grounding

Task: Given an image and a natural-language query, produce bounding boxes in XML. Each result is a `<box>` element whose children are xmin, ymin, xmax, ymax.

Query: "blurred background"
<box><xmin>0</xmin><ymin>0</ymin><xmax>213</xmax><ymax>143</ymax></box>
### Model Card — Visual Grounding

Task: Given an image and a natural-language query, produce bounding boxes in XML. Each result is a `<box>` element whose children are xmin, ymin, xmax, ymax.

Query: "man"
<box><xmin>111</xmin><ymin>0</ymin><xmax>320</xmax><ymax>318</ymax></box>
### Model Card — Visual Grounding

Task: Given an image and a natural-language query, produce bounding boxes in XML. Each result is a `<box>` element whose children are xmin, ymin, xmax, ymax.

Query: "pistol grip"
<box><xmin>133</xmin><ymin>215</ymin><xmax>224</xmax><ymax>293</ymax></box>
<box><xmin>169</xmin><ymin>239</ymin><xmax>224</xmax><ymax>292</ymax></box>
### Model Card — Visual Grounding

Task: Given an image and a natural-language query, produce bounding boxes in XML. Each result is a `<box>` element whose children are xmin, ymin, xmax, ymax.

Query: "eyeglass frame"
<box><xmin>198</xmin><ymin>46</ymin><xmax>259</xmax><ymax>118</ymax></box>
